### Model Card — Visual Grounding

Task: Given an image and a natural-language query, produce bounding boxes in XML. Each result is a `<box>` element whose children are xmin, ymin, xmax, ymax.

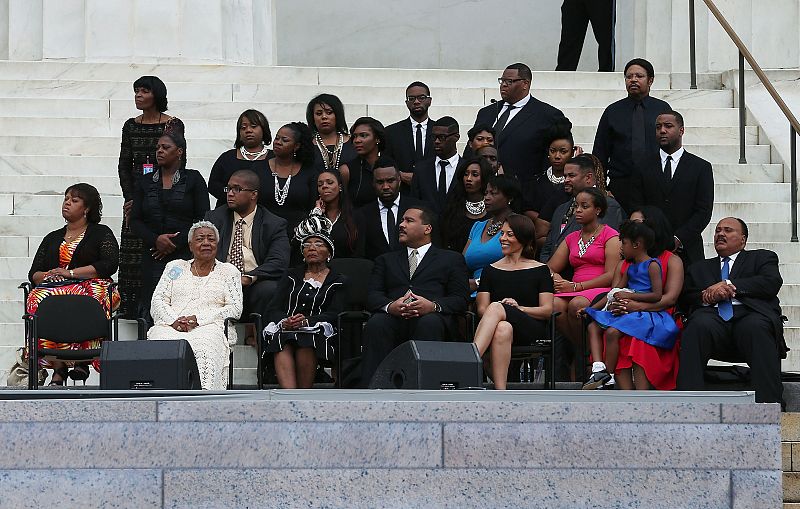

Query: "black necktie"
<box><xmin>438</xmin><ymin>160</ymin><xmax>448</xmax><ymax>198</ymax></box>
<box><xmin>415</xmin><ymin>123</ymin><xmax>424</xmax><ymax>160</ymax></box>
<box><xmin>631</xmin><ymin>101</ymin><xmax>646</xmax><ymax>164</ymax></box>
<box><xmin>385</xmin><ymin>205</ymin><xmax>397</xmax><ymax>249</ymax></box>
<box><xmin>494</xmin><ymin>104</ymin><xmax>516</xmax><ymax>140</ymax></box>
<box><xmin>664</xmin><ymin>155</ymin><xmax>673</xmax><ymax>180</ymax></box>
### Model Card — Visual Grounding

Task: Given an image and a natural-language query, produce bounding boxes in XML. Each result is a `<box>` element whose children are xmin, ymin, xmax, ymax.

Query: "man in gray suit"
<box><xmin>205</xmin><ymin>169</ymin><xmax>290</xmax><ymax>344</ymax></box>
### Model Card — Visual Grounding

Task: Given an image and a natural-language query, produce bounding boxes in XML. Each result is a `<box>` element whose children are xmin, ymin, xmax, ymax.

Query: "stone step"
<box><xmin>701</xmin><ymin>222</ymin><xmax>794</xmax><ymax>242</ymax></box>
<box><xmin>0</xmin><ymin>216</ymin><xmax>123</xmax><ymax>237</ymax></box>
<box><xmin>0</xmin><ymin>236</ymin><xmax>30</xmax><ymax>256</ymax></box>
<box><xmin>710</xmin><ymin>202</ymin><xmax>794</xmax><ymax>221</ymax></box>
<box><xmin>704</xmin><ymin>243</ymin><xmax>800</xmax><ymax>262</ymax></box>
<box><xmin>1</xmin><ymin>194</ymin><xmax>126</xmax><ymax>216</ymax></box>
<box><xmin>0</xmin><ymin>156</ymin><xmax>216</xmax><ymax>179</ymax></box>
<box><xmin>712</xmin><ymin>163</ymin><xmax>784</xmax><ymax>184</ymax></box>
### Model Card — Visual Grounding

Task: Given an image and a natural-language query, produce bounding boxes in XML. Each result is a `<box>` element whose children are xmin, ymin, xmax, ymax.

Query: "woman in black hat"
<box><xmin>262</xmin><ymin>214</ymin><xmax>348</xmax><ymax>388</ymax></box>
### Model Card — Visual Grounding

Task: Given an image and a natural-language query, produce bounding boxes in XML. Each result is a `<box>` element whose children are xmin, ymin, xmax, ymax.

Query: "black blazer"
<box><xmin>367</xmin><ymin>245</ymin><xmax>470</xmax><ymax>315</ymax></box>
<box><xmin>204</xmin><ymin>204</ymin><xmax>290</xmax><ymax>282</ymax></box>
<box><xmin>384</xmin><ymin>118</ymin><xmax>435</xmax><ymax>176</ymax></box>
<box><xmin>631</xmin><ymin>150</ymin><xmax>714</xmax><ymax>267</ymax></box>
<box><xmin>682</xmin><ymin>249</ymin><xmax>787</xmax><ymax>356</ymax></box>
<box><xmin>355</xmin><ymin>195</ymin><xmax>426</xmax><ymax>260</ymax></box>
<box><xmin>473</xmin><ymin>96</ymin><xmax>566</xmax><ymax>182</ymax></box>
<box><xmin>28</xmin><ymin>223</ymin><xmax>119</xmax><ymax>282</ymax></box>
<box><xmin>266</xmin><ymin>266</ymin><xmax>347</xmax><ymax>327</ymax></box>
<box><xmin>410</xmin><ymin>156</ymin><xmax>460</xmax><ymax>214</ymax></box>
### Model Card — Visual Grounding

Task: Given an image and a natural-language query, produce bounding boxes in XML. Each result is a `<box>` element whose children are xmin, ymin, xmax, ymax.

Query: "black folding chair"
<box><xmin>510</xmin><ymin>311</ymin><xmax>560</xmax><ymax>389</ymax></box>
<box><xmin>21</xmin><ymin>282</ymin><xmax>121</xmax><ymax>389</ymax></box>
<box><xmin>329</xmin><ymin>258</ymin><xmax>374</xmax><ymax>388</ymax></box>
<box><xmin>224</xmin><ymin>313</ymin><xmax>264</xmax><ymax>389</ymax></box>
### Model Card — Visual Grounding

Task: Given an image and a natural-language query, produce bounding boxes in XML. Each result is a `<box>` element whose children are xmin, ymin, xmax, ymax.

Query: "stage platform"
<box><xmin>0</xmin><ymin>389</ymin><xmax>781</xmax><ymax>508</ymax></box>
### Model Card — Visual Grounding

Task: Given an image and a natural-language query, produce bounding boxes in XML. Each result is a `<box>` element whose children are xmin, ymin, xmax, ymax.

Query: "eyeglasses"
<box><xmin>497</xmin><ymin>78</ymin><xmax>527</xmax><ymax>86</ymax></box>
<box><xmin>625</xmin><ymin>73</ymin><xmax>648</xmax><ymax>80</ymax></box>
<box><xmin>301</xmin><ymin>241</ymin><xmax>327</xmax><ymax>249</ymax></box>
<box><xmin>406</xmin><ymin>94</ymin><xmax>431</xmax><ymax>102</ymax></box>
<box><xmin>432</xmin><ymin>133</ymin><xmax>458</xmax><ymax>141</ymax></box>
<box><xmin>224</xmin><ymin>186</ymin><xmax>257</xmax><ymax>194</ymax></box>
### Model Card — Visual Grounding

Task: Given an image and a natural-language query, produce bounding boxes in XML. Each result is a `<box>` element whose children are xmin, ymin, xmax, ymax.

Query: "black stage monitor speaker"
<box><xmin>100</xmin><ymin>339</ymin><xmax>201</xmax><ymax>389</ymax></box>
<box><xmin>369</xmin><ymin>340</ymin><xmax>483</xmax><ymax>390</ymax></box>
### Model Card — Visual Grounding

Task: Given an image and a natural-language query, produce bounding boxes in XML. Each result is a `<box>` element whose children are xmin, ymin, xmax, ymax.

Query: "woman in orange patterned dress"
<box><xmin>27</xmin><ymin>183</ymin><xmax>120</xmax><ymax>385</ymax></box>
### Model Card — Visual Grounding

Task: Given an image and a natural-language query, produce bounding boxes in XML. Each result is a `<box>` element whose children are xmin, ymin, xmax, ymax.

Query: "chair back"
<box><xmin>329</xmin><ymin>258</ymin><xmax>374</xmax><ymax>311</ymax></box>
<box><xmin>34</xmin><ymin>294</ymin><xmax>111</xmax><ymax>343</ymax></box>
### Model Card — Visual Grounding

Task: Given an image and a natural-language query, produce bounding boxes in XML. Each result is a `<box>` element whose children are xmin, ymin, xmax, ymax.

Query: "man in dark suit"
<box><xmin>205</xmin><ymin>169</ymin><xmax>290</xmax><ymax>343</ymax></box>
<box><xmin>410</xmin><ymin>116</ymin><xmax>461</xmax><ymax>214</ymax></box>
<box><xmin>384</xmin><ymin>81</ymin><xmax>436</xmax><ymax>193</ymax></box>
<box><xmin>593</xmin><ymin>58</ymin><xmax>672</xmax><ymax>213</ymax></box>
<box><xmin>473</xmin><ymin>62</ymin><xmax>567</xmax><ymax>188</ymax></box>
<box><xmin>360</xmin><ymin>206</ymin><xmax>470</xmax><ymax>386</ymax></box>
<box><xmin>539</xmin><ymin>154</ymin><xmax>624</xmax><ymax>262</ymax></box>
<box><xmin>631</xmin><ymin>110</ymin><xmax>714</xmax><ymax>267</ymax></box>
<box><xmin>355</xmin><ymin>158</ymin><xmax>426</xmax><ymax>260</ymax></box>
<box><xmin>678</xmin><ymin>217</ymin><xmax>787</xmax><ymax>404</ymax></box>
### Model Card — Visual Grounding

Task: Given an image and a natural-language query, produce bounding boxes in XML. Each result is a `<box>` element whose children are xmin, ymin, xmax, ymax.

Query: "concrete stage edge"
<box><xmin>0</xmin><ymin>390</ymin><xmax>781</xmax><ymax>508</ymax></box>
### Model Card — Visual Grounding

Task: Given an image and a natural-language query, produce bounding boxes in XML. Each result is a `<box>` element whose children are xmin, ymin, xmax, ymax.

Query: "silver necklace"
<box><xmin>577</xmin><ymin>225</ymin><xmax>603</xmax><ymax>257</ymax></box>
<box><xmin>486</xmin><ymin>218</ymin><xmax>503</xmax><ymax>237</ymax></box>
<box><xmin>274</xmin><ymin>172</ymin><xmax>293</xmax><ymax>206</ymax></box>
<box><xmin>465</xmin><ymin>200</ymin><xmax>486</xmax><ymax>216</ymax></box>
<box><xmin>546</xmin><ymin>166</ymin><xmax>565</xmax><ymax>184</ymax></box>
<box><xmin>240</xmin><ymin>144</ymin><xmax>269</xmax><ymax>161</ymax></box>
<box><xmin>314</xmin><ymin>132</ymin><xmax>343</xmax><ymax>171</ymax></box>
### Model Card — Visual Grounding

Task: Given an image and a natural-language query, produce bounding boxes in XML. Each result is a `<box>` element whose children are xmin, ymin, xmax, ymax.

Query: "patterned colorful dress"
<box><xmin>117</xmin><ymin>116</ymin><xmax>184</xmax><ymax>318</ymax></box>
<box><xmin>26</xmin><ymin>232</ymin><xmax>120</xmax><ymax>369</ymax></box>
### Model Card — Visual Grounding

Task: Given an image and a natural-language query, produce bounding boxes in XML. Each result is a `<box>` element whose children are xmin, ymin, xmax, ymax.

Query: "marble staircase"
<box><xmin>0</xmin><ymin>61</ymin><xmax>795</xmax><ymax>386</ymax></box>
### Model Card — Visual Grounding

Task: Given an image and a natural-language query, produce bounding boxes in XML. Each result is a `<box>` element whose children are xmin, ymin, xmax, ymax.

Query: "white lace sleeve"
<box><xmin>150</xmin><ymin>261</ymin><xmax>181</xmax><ymax>326</ymax></box>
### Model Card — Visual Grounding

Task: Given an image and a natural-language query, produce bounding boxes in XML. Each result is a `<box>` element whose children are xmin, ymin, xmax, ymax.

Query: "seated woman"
<box><xmin>312</xmin><ymin>169</ymin><xmax>362</xmax><ymax>258</ymax></box>
<box><xmin>462</xmin><ymin>124</ymin><xmax>495</xmax><ymax>158</ymax></box>
<box><xmin>27</xmin><ymin>183</ymin><xmax>120</xmax><ymax>385</ymax></box>
<box><xmin>463</xmin><ymin>175</ymin><xmax>521</xmax><ymax>297</ymax></box>
<box><xmin>440</xmin><ymin>157</ymin><xmax>494</xmax><ymax>253</ymax></box>
<box><xmin>340</xmin><ymin>116</ymin><xmax>387</xmax><ymax>208</ymax></box>
<box><xmin>307</xmin><ymin>94</ymin><xmax>357</xmax><ymax>174</ymax></box>
<box><xmin>148</xmin><ymin>221</ymin><xmax>243</xmax><ymax>390</ymax></box>
<box><xmin>208</xmin><ymin>109</ymin><xmax>272</xmax><ymax>207</ymax></box>
<box><xmin>129</xmin><ymin>127</ymin><xmax>210</xmax><ymax>321</ymax></box>
<box><xmin>609</xmin><ymin>206</ymin><xmax>684</xmax><ymax>390</ymax></box>
<box><xmin>546</xmin><ymin>188</ymin><xmax>620</xmax><ymax>379</ymax></box>
<box><xmin>263</xmin><ymin>215</ymin><xmax>347</xmax><ymax>389</ymax></box>
<box><xmin>473</xmin><ymin>214</ymin><xmax>554</xmax><ymax>389</ymax></box>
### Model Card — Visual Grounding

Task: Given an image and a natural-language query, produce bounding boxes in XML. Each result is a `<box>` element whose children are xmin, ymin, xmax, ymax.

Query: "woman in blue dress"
<box><xmin>581</xmin><ymin>220</ymin><xmax>680</xmax><ymax>389</ymax></box>
<box><xmin>462</xmin><ymin>175</ymin><xmax>522</xmax><ymax>298</ymax></box>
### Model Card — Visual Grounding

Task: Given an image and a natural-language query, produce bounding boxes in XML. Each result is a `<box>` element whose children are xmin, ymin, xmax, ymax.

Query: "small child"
<box><xmin>581</xmin><ymin>220</ymin><xmax>679</xmax><ymax>389</ymax></box>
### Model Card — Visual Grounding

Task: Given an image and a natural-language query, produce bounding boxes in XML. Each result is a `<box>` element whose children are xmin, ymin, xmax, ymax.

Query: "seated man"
<box><xmin>205</xmin><ymin>169</ymin><xmax>290</xmax><ymax>345</ymax></box>
<box><xmin>678</xmin><ymin>217</ymin><xmax>787</xmax><ymax>403</ymax></box>
<box><xmin>360</xmin><ymin>206</ymin><xmax>470</xmax><ymax>386</ymax></box>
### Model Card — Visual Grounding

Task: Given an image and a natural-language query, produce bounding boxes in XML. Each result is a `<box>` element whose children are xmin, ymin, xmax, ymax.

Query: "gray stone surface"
<box><xmin>0</xmin><ymin>400</ymin><xmax>156</xmax><ymax>422</ymax></box>
<box><xmin>731</xmin><ymin>470</ymin><xmax>783</xmax><ymax>509</ymax></box>
<box><xmin>164</xmin><ymin>468</ymin><xmax>732</xmax><ymax>509</ymax></box>
<box><xmin>0</xmin><ymin>469</ymin><xmax>161</xmax><ymax>508</ymax></box>
<box><xmin>444</xmin><ymin>423</ymin><xmax>780</xmax><ymax>469</ymax></box>
<box><xmin>720</xmin><ymin>402</ymin><xmax>782</xmax><ymax>423</ymax></box>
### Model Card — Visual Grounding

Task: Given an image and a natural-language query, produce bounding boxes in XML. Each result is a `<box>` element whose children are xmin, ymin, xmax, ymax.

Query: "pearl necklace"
<box><xmin>546</xmin><ymin>166</ymin><xmax>565</xmax><ymax>184</ymax></box>
<box><xmin>465</xmin><ymin>200</ymin><xmax>486</xmax><ymax>216</ymax></box>
<box><xmin>274</xmin><ymin>172</ymin><xmax>293</xmax><ymax>206</ymax></box>
<box><xmin>240</xmin><ymin>144</ymin><xmax>269</xmax><ymax>161</ymax></box>
<box><xmin>314</xmin><ymin>132</ymin><xmax>344</xmax><ymax>171</ymax></box>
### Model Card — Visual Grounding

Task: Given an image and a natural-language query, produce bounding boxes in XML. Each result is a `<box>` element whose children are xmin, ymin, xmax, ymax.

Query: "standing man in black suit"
<box><xmin>631</xmin><ymin>110</ymin><xmax>714</xmax><ymax>267</ymax></box>
<box><xmin>593</xmin><ymin>58</ymin><xmax>672</xmax><ymax>214</ymax></box>
<box><xmin>355</xmin><ymin>158</ymin><xmax>426</xmax><ymax>260</ymax></box>
<box><xmin>473</xmin><ymin>62</ymin><xmax>567</xmax><ymax>193</ymax></box>
<box><xmin>384</xmin><ymin>82</ymin><xmax>436</xmax><ymax>193</ymax></box>
<box><xmin>555</xmin><ymin>0</ymin><xmax>616</xmax><ymax>72</ymax></box>
<box><xmin>360</xmin><ymin>206</ymin><xmax>470</xmax><ymax>386</ymax></box>
<box><xmin>205</xmin><ymin>169</ymin><xmax>290</xmax><ymax>344</ymax></box>
<box><xmin>678</xmin><ymin>217</ymin><xmax>787</xmax><ymax>404</ymax></box>
<box><xmin>410</xmin><ymin>116</ymin><xmax>461</xmax><ymax>214</ymax></box>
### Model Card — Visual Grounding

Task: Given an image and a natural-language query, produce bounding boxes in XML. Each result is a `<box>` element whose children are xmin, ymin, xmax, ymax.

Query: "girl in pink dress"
<box><xmin>547</xmin><ymin>188</ymin><xmax>621</xmax><ymax>380</ymax></box>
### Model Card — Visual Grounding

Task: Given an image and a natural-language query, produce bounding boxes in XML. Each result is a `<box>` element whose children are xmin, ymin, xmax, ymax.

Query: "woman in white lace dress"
<box><xmin>148</xmin><ymin>221</ymin><xmax>243</xmax><ymax>389</ymax></box>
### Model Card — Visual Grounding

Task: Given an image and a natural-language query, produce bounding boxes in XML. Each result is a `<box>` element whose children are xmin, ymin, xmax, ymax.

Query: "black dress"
<box><xmin>261</xmin><ymin>163</ymin><xmax>319</xmax><ymax>236</ymax></box>
<box><xmin>344</xmin><ymin>156</ymin><xmax>377</xmax><ymax>208</ymax></box>
<box><xmin>478</xmin><ymin>264</ymin><xmax>554</xmax><ymax>342</ymax></box>
<box><xmin>311</xmin><ymin>139</ymin><xmax>357</xmax><ymax>174</ymax></box>
<box><xmin>329</xmin><ymin>215</ymin><xmax>363</xmax><ymax>258</ymax></box>
<box><xmin>263</xmin><ymin>267</ymin><xmax>347</xmax><ymax>361</ymax></box>
<box><xmin>207</xmin><ymin>148</ymin><xmax>272</xmax><ymax>207</ymax></box>
<box><xmin>117</xmin><ymin>116</ymin><xmax>184</xmax><ymax>318</ymax></box>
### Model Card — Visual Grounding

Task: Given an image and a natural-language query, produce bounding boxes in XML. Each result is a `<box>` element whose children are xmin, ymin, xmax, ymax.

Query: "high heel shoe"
<box><xmin>48</xmin><ymin>367</ymin><xmax>69</xmax><ymax>386</ymax></box>
<box><xmin>68</xmin><ymin>364</ymin><xmax>90</xmax><ymax>385</ymax></box>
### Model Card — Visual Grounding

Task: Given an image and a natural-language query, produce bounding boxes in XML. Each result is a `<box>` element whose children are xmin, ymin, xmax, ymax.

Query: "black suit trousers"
<box><xmin>556</xmin><ymin>0</ymin><xmax>615</xmax><ymax>72</ymax></box>
<box><xmin>360</xmin><ymin>312</ymin><xmax>450</xmax><ymax>387</ymax></box>
<box><xmin>677</xmin><ymin>306</ymin><xmax>783</xmax><ymax>403</ymax></box>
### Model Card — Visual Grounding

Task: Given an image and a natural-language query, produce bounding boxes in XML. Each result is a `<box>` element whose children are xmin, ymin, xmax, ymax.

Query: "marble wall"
<box><xmin>0</xmin><ymin>0</ymin><xmax>796</xmax><ymax>71</ymax></box>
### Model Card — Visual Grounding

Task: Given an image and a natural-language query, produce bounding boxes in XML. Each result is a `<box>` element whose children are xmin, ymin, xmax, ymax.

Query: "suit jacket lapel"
<box><xmin>730</xmin><ymin>250</ymin><xmax>748</xmax><ymax>279</ymax></box>
<box><xmin>411</xmin><ymin>246</ymin><xmax>437</xmax><ymax>279</ymax></box>
<box><xmin>373</xmin><ymin>203</ymin><xmax>389</xmax><ymax>250</ymax></box>
<box><xmin>499</xmin><ymin>98</ymin><xmax>535</xmax><ymax>144</ymax></box>
<box><xmin>251</xmin><ymin>207</ymin><xmax>263</xmax><ymax>261</ymax></box>
<box><xmin>423</xmin><ymin>119</ymin><xmax>435</xmax><ymax>158</ymax></box>
<box><xmin>218</xmin><ymin>212</ymin><xmax>233</xmax><ymax>261</ymax></box>
<box><xmin>402</xmin><ymin>118</ymin><xmax>415</xmax><ymax>156</ymax></box>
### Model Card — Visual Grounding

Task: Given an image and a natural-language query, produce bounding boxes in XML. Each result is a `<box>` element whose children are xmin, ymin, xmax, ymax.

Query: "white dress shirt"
<box><xmin>660</xmin><ymin>146</ymin><xmax>685</xmax><ymax>173</ymax></box>
<box><xmin>379</xmin><ymin>195</ymin><xmax>401</xmax><ymax>245</ymax></box>
<box><xmin>410</xmin><ymin>117</ymin><xmax>428</xmax><ymax>154</ymax></box>
<box><xmin>495</xmin><ymin>94</ymin><xmax>531</xmax><ymax>126</ymax></box>
<box><xmin>434</xmin><ymin>153</ymin><xmax>460</xmax><ymax>192</ymax></box>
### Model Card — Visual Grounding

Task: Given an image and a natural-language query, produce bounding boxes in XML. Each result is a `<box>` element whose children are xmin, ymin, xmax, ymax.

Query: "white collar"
<box><xmin>435</xmin><ymin>153</ymin><xmax>460</xmax><ymax>168</ymax></box>
<box><xmin>410</xmin><ymin>117</ymin><xmax>428</xmax><ymax>129</ymax></box>
<box><xmin>720</xmin><ymin>250</ymin><xmax>741</xmax><ymax>263</ymax></box>
<box><xmin>407</xmin><ymin>242</ymin><xmax>432</xmax><ymax>259</ymax></box>
<box><xmin>507</xmin><ymin>95</ymin><xmax>531</xmax><ymax>109</ymax></box>
<box><xmin>660</xmin><ymin>146</ymin><xmax>685</xmax><ymax>163</ymax></box>
<box><xmin>379</xmin><ymin>195</ymin><xmax>401</xmax><ymax>210</ymax></box>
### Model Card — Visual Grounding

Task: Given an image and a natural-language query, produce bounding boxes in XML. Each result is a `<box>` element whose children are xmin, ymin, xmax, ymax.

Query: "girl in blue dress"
<box><xmin>582</xmin><ymin>220</ymin><xmax>680</xmax><ymax>389</ymax></box>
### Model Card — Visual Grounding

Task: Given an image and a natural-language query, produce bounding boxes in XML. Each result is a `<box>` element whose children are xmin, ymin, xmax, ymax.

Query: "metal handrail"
<box><xmin>689</xmin><ymin>0</ymin><xmax>800</xmax><ymax>241</ymax></box>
